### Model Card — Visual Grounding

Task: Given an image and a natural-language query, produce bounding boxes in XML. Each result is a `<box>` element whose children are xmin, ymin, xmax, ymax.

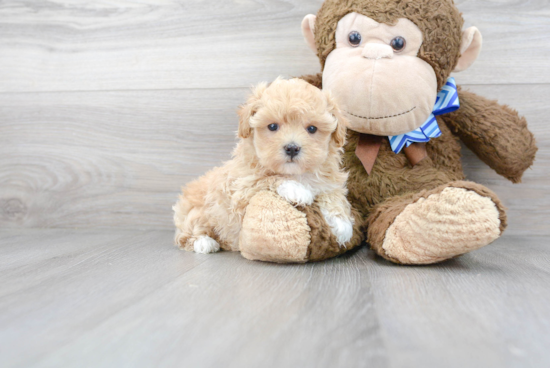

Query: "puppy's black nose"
<box><xmin>284</xmin><ymin>144</ymin><xmax>301</xmax><ymax>159</ymax></box>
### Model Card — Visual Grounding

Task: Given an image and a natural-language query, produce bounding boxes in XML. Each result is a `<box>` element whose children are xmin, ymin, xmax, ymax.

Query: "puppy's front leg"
<box><xmin>317</xmin><ymin>191</ymin><xmax>354</xmax><ymax>247</ymax></box>
<box><xmin>276</xmin><ymin>180</ymin><xmax>315</xmax><ymax>206</ymax></box>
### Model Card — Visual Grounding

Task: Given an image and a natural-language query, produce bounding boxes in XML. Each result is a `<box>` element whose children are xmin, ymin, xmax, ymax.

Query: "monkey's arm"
<box><xmin>441</xmin><ymin>88</ymin><xmax>537</xmax><ymax>183</ymax></box>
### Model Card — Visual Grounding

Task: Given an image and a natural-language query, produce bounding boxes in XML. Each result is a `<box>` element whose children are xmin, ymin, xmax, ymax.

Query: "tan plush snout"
<box><xmin>362</xmin><ymin>43</ymin><xmax>393</xmax><ymax>60</ymax></box>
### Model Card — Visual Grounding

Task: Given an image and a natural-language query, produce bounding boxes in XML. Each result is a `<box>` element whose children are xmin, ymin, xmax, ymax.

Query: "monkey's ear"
<box><xmin>301</xmin><ymin>15</ymin><xmax>317</xmax><ymax>54</ymax></box>
<box><xmin>237</xmin><ymin>83</ymin><xmax>267</xmax><ymax>139</ymax></box>
<box><xmin>325</xmin><ymin>91</ymin><xmax>349</xmax><ymax>147</ymax></box>
<box><xmin>454</xmin><ymin>27</ymin><xmax>483</xmax><ymax>72</ymax></box>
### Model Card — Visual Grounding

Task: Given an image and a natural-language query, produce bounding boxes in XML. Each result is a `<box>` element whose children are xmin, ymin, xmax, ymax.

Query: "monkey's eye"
<box><xmin>390</xmin><ymin>36</ymin><xmax>406</xmax><ymax>52</ymax></box>
<box><xmin>307</xmin><ymin>126</ymin><xmax>318</xmax><ymax>134</ymax></box>
<box><xmin>348</xmin><ymin>31</ymin><xmax>362</xmax><ymax>47</ymax></box>
<box><xmin>268</xmin><ymin>123</ymin><xmax>279</xmax><ymax>132</ymax></box>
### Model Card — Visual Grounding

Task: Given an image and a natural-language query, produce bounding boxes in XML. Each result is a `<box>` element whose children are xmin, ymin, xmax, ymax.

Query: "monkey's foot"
<box><xmin>367</xmin><ymin>181</ymin><xmax>507</xmax><ymax>265</ymax></box>
<box><xmin>239</xmin><ymin>191</ymin><xmax>363</xmax><ymax>263</ymax></box>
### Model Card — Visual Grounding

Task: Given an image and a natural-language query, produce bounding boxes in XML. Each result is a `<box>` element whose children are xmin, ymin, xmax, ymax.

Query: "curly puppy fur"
<box><xmin>173</xmin><ymin>78</ymin><xmax>354</xmax><ymax>253</ymax></box>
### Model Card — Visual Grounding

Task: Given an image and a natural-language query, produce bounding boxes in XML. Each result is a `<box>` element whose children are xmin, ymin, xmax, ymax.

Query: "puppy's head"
<box><xmin>237</xmin><ymin>78</ymin><xmax>348</xmax><ymax>175</ymax></box>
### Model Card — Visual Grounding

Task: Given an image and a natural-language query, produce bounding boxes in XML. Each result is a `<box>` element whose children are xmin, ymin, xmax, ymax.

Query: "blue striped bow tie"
<box><xmin>388</xmin><ymin>77</ymin><xmax>460</xmax><ymax>154</ymax></box>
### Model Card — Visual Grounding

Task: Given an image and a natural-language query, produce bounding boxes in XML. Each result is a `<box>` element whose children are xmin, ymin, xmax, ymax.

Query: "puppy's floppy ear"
<box><xmin>325</xmin><ymin>91</ymin><xmax>348</xmax><ymax>147</ymax></box>
<box><xmin>237</xmin><ymin>82</ymin><xmax>267</xmax><ymax>139</ymax></box>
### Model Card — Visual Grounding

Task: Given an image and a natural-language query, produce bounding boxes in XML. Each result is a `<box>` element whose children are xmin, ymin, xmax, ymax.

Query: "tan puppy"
<box><xmin>173</xmin><ymin>78</ymin><xmax>354</xmax><ymax>254</ymax></box>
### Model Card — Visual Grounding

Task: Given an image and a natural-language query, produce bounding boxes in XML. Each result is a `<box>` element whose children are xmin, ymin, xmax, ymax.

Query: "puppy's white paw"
<box><xmin>193</xmin><ymin>236</ymin><xmax>220</xmax><ymax>254</ymax></box>
<box><xmin>277</xmin><ymin>180</ymin><xmax>315</xmax><ymax>206</ymax></box>
<box><xmin>321</xmin><ymin>209</ymin><xmax>354</xmax><ymax>247</ymax></box>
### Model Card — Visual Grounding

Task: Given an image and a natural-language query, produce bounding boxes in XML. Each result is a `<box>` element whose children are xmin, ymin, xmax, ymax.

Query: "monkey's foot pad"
<box><xmin>382</xmin><ymin>187</ymin><xmax>502</xmax><ymax>264</ymax></box>
<box><xmin>239</xmin><ymin>191</ymin><xmax>311</xmax><ymax>263</ymax></box>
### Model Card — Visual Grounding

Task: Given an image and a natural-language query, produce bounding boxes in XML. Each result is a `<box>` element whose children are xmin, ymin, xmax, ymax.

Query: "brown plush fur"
<box><xmin>303</xmin><ymin>203</ymin><xmax>363</xmax><ymax>261</ymax></box>
<box><xmin>344</xmin><ymin>121</ymin><xmax>465</xmax><ymax>227</ymax></box>
<box><xmin>442</xmin><ymin>88</ymin><xmax>538</xmax><ymax>183</ymax></box>
<box><xmin>240</xmin><ymin>0</ymin><xmax>536</xmax><ymax>264</ymax></box>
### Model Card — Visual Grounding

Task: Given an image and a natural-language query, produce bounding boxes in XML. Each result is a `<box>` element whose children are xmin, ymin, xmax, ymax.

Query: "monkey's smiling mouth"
<box><xmin>346</xmin><ymin>106</ymin><xmax>417</xmax><ymax>120</ymax></box>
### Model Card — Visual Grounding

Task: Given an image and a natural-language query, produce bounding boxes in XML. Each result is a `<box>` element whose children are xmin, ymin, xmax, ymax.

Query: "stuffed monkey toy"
<box><xmin>238</xmin><ymin>0</ymin><xmax>537</xmax><ymax>264</ymax></box>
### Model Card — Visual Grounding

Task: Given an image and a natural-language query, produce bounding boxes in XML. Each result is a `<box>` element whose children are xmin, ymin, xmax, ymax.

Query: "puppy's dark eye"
<box><xmin>268</xmin><ymin>123</ymin><xmax>279</xmax><ymax>132</ymax></box>
<box><xmin>307</xmin><ymin>126</ymin><xmax>318</xmax><ymax>134</ymax></box>
<box><xmin>390</xmin><ymin>36</ymin><xmax>406</xmax><ymax>51</ymax></box>
<box><xmin>348</xmin><ymin>31</ymin><xmax>362</xmax><ymax>47</ymax></box>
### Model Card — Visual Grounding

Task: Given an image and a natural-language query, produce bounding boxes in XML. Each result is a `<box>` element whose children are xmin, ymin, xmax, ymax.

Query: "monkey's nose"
<box><xmin>284</xmin><ymin>144</ymin><xmax>301</xmax><ymax>159</ymax></box>
<box><xmin>362</xmin><ymin>43</ymin><xmax>394</xmax><ymax>60</ymax></box>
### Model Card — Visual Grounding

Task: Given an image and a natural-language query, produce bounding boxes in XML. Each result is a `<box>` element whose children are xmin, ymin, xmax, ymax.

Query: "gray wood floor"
<box><xmin>1</xmin><ymin>230</ymin><xmax>549</xmax><ymax>368</ymax></box>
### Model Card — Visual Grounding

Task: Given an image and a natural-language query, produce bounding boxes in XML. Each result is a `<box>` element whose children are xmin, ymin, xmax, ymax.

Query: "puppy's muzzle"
<box><xmin>284</xmin><ymin>143</ymin><xmax>301</xmax><ymax>159</ymax></box>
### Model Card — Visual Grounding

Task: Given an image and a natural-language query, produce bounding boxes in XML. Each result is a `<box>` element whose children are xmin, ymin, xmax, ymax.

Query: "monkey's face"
<box><xmin>322</xmin><ymin>12</ymin><xmax>438</xmax><ymax>136</ymax></box>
